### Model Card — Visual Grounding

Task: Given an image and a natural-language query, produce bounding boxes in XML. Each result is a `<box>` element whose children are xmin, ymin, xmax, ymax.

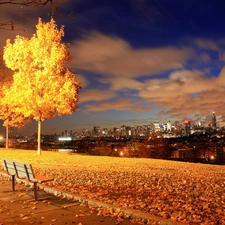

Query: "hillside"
<box><xmin>0</xmin><ymin>149</ymin><xmax>224</xmax><ymax>225</ymax></box>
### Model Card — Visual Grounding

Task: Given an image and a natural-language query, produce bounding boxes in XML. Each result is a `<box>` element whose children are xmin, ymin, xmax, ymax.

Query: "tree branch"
<box><xmin>0</xmin><ymin>0</ymin><xmax>52</xmax><ymax>6</ymax></box>
<box><xmin>0</xmin><ymin>0</ymin><xmax>68</xmax><ymax>30</ymax></box>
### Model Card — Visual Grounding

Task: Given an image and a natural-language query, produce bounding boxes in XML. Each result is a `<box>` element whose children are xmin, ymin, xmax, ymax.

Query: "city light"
<box><xmin>0</xmin><ymin>136</ymin><xmax>5</xmax><ymax>142</ymax></box>
<box><xmin>58</xmin><ymin>137</ymin><xmax>72</xmax><ymax>141</ymax></box>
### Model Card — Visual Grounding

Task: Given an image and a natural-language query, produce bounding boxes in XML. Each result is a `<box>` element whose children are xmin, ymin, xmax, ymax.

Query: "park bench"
<box><xmin>1</xmin><ymin>159</ymin><xmax>54</xmax><ymax>200</ymax></box>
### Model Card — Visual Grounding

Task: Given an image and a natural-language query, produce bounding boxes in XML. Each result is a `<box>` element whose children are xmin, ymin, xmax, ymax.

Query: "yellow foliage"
<box><xmin>0</xmin><ymin>81</ymin><xmax>26</xmax><ymax>128</ymax></box>
<box><xmin>3</xmin><ymin>18</ymin><xmax>81</xmax><ymax>122</ymax></box>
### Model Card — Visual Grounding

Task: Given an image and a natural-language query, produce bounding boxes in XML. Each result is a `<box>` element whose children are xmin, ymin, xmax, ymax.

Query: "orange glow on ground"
<box><xmin>0</xmin><ymin>149</ymin><xmax>224</xmax><ymax>224</ymax></box>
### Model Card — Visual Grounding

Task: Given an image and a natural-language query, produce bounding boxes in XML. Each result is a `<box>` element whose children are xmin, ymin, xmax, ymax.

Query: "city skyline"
<box><xmin>31</xmin><ymin>112</ymin><xmax>220</xmax><ymax>138</ymax></box>
<box><xmin>1</xmin><ymin>1</ymin><xmax>225</xmax><ymax>136</ymax></box>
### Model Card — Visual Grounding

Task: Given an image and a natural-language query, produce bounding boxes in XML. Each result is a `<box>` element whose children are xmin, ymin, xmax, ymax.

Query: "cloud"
<box><xmin>219</xmin><ymin>52</ymin><xmax>225</xmax><ymax>62</ymax></box>
<box><xmin>84</xmin><ymin>98</ymin><xmax>152</xmax><ymax>112</ymax></box>
<box><xmin>139</xmin><ymin>69</ymin><xmax>216</xmax><ymax>100</ymax></box>
<box><xmin>99</xmin><ymin>76</ymin><xmax>144</xmax><ymax>91</ymax></box>
<box><xmin>70</xmin><ymin>32</ymin><xmax>193</xmax><ymax>77</ymax></box>
<box><xmin>217</xmin><ymin>66</ymin><xmax>225</xmax><ymax>84</ymax></box>
<box><xmin>79</xmin><ymin>89</ymin><xmax>117</xmax><ymax>103</ymax></box>
<box><xmin>159</xmin><ymin>87</ymin><xmax>225</xmax><ymax>121</ymax></box>
<box><xmin>137</xmin><ymin>68</ymin><xmax>225</xmax><ymax>118</ymax></box>
<box><xmin>75</xmin><ymin>74</ymin><xmax>89</xmax><ymax>88</ymax></box>
<box><xmin>192</xmin><ymin>38</ymin><xmax>219</xmax><ymax>51</ymax></box>
<box><xmin>80</xmin><ymin>64</ymin><xmax>225</xmax><ymax>121</ymax></box>
<box><xmin>197</xmin><ymin>53</ymin><xmax>211</xmax><ymax>63</ymax></box>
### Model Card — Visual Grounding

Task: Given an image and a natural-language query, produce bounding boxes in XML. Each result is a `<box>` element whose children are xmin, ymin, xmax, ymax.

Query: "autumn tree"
<box><xmin>0</xmin><ymin>58</ymin><xmax>15</xmax><ymax>148</ymax></box>
<box><xmin>3</xmin><ymin>18</ymin><xmax>81</xmax><ymax>154</ymax></box>
<box><xmin>0</xmin><ymin>89</ymin><xmax>28</xmax><ymax>149</ymax></box>
<box><xmin>0</xmin><ymin>80</ymin><xmax>30</xmax><ymax>149</ymax></box>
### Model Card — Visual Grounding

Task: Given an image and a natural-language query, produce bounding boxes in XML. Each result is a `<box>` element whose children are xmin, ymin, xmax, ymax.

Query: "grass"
<box><xmin>1</xmin><ymin>148</ymin><xmax>225</xmax><ymax>225</ymax></box>
<box><xmin>0</xmin><ymin>147</ymin><xmax>222</xmax><ymax>169</ymax></box>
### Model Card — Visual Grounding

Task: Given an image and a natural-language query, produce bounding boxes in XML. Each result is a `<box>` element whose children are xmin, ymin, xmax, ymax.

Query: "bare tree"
<box><xmin>0</xmin><ymin>0</ymin><xmax>68</xmax><ymax>30</ymax></box>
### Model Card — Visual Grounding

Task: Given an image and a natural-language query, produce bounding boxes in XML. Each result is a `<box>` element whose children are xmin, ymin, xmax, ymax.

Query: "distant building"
<box><xmin>113</xmin><ymin>127</ymin><xmax>120</xmax><ymax>136</ymax></box>
<box><xmin>153</xmin><ymin>122</ymin><xmax>160</xmax><ymax>132</ymax></box>
<box><xmin>102</xmin><ymin>128</ymin><xmax>108</xmax><ymax>136</ymax></box>
<box><xmin>125</xmin><ymin>126</ymin><xmax>132</xmax><ymax>136</ymax></box>
<box><xmin>184</xmin><ymin>120</ymin><xmax>191</xmax><ymax>135</ymax></box>
<box><xmin>93</xmin><ymin>126</ymin><xmax>101</xmax><ymax>137</ymax></box>
<box><xmin>121</xmin><ymin>125</ymin><xmax>126</xmax><ymax>136</ymax></box>
<box><xmin>212</xmin><ymin>112</ymin><xmax>217</xmax><ymax>128</ymax></box>
<box><xmin>167</xmin><ymin>121</ymin><xmax>172</xmax><ymax>131</ymax></box>
<box><xmin>131</xmin><ymin>127</ymin><xmax>136</xmax><ymax>136</ymax></box>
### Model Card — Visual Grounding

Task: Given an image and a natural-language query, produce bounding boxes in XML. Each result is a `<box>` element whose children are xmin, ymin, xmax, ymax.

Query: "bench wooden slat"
<box><xmin>3</xmin><ymin>159</ymin><xmax>15</xmax><ymax>174</ymax></box>
<box><xmin>2</xmin><ymin>159</ymin><xmax>53</xmax><ymax>200</ymax></box>
<box><xmin>14</xmin><ymin>162</ymin><xmax>35</xmax><ymax>180</ymax></box>
<box><xmin>34</xmin><ymin>174</ymin><xmax>54</xmax><ymax>183</ymax></box>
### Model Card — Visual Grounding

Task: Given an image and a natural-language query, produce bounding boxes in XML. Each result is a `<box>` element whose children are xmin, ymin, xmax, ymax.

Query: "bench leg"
<box><xmin>12</xmin><ymin>175</ymin><xmax>15</xmax><ymax>191</ymax></box>
<box><xmin>33</xmin><ymin>182</ymin><xmax>38</xmax><ymax>201</ymax></box>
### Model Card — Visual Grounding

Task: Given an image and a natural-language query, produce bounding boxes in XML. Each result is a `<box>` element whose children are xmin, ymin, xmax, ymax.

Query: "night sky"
<box><xmin>1</xmin><ymin>0</ymin><xmax>225</xmax><ymax>136</ymax></box>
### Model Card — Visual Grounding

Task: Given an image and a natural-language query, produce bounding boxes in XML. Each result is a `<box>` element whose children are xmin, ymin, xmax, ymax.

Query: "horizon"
<box><xmin>6</xmin><ymin>112</ymin><xmax>220</xmax><ymax>138</ymax></box>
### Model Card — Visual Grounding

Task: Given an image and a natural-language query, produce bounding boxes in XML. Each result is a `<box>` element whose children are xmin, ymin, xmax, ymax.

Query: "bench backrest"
<box><xmin>2</xmin><ymin>159</ymin><xmax>35</xmax><ymax>180</ymax></box>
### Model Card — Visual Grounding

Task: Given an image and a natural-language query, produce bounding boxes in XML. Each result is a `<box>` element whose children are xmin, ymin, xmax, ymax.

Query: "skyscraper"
<box><xmin>212</xmin><ymin>112</ymin><xmax>217</xmax><ymax>128</ymax></box>
<box><xmin>184</xmin><ymin>120</ymin><xmax>191</xmax><ymax>135</ymax></box>
<box><xmin>167</xmin><ymin>121</ymin><xmax>172</xmax><ymax>131</ymax></box>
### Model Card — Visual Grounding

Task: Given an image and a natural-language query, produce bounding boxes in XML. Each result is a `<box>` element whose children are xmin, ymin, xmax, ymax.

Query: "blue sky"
<box><xmin>1</xmin><ymin>0</ymin><xmax>225</xmax><ymax>136</ymax></box>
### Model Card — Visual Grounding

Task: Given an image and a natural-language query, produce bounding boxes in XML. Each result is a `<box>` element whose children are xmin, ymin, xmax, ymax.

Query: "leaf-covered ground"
<box><xmin>1</xmin><ymin>149</ymin><xmax>225</xmax><ymax>225</ymax></box>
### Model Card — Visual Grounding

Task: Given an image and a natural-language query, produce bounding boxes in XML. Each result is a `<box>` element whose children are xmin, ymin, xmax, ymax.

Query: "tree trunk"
<box><xmin>5</xmin><ymin>126</ymin><xmax>8</xmax><ymax>149</ymax></box>
<box><xmin>37</xmin><ymin>120</ymin><xmax>42</xmax><ymax>155</ymax></box>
